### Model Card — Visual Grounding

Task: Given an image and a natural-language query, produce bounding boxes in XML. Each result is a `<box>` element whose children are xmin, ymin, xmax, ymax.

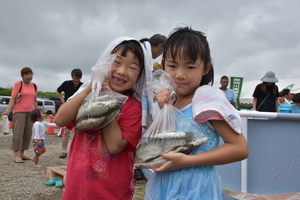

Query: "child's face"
<box><xmin>164</xmin><ymin>52</ymin><xmax>208</xmax><ymax>98</ymax></box>
<box><xmin>109</xmin><ymin>50</ymin><xmax>141</xmax><ymax>93</ymax></box>
<box><xmin>39</xmin><ymin>111</ymin><xmax>45</xmax><ymax>121</ymax></box>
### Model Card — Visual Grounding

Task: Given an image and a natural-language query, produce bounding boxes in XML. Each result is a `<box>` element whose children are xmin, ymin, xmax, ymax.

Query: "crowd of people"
<box><xmin>0</xmin><ymin>27</ymin><xmax>250</xmax><ymax>199</ymax></box>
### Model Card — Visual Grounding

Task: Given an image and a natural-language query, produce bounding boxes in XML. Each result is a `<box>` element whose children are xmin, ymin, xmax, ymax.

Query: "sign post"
<box><xmin>230</xmin><ymin>77</ymin><xmax>243</xmax><ymax>110</ymax></box>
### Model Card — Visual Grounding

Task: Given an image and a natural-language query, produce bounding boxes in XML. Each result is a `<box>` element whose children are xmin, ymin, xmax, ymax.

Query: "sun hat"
<box><xmin>261</xmin><ymin>71</ymin><xmax>278</xmax><ymax>83</ymax></box>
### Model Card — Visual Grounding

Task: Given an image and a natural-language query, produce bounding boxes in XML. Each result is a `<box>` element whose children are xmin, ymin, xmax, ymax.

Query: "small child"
<box><xmin>30</xmin><ymin>109</ymin><xmax>57</xmax><ymax>167</ymax></box>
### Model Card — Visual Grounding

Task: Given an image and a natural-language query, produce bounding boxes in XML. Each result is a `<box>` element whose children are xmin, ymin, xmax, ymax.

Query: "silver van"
<box><xmin>37</xmin><ymin>98</ymin><xmax>55</xmax><ymax>115</ymax></box>
<box><xmin>0</xmin><ymin>96</ymin><xmax>55</xmax><ymax>115</ymax></box>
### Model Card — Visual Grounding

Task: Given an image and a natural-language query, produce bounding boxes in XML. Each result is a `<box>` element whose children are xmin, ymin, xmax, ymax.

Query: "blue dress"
<box><xmin>145</xmin><ymin>104</ymin><xmax>222</xmax><ymax>200</ymax></box>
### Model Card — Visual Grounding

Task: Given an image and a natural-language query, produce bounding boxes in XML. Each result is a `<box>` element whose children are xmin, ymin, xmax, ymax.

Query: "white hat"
<box><xmin>261</xmin><ymin>71</ymin><xmax>278</xmax><ymax>83</ymax></box>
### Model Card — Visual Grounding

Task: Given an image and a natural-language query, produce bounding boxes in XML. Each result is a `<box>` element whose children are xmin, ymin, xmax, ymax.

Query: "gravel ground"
<box><xmin>0</xmin><ymin>119</ymin><xmax>146</xmax><ymax>200</ymax></box>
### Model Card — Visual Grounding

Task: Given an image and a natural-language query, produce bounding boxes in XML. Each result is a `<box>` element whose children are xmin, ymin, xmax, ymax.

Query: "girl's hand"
<box><xmin>152</xmin><ymin>153</ymin><xmax>190</xmax><ymax>172</ymax></box>
<box><xmin>156</xmin><ymin>88</ymin><xmax>171</xmax><ymax>109</ymax></box>
<box><xmin>102</xmin><ymin>79</ymin><xmax>111</xmax><ymax>90</ymax></box>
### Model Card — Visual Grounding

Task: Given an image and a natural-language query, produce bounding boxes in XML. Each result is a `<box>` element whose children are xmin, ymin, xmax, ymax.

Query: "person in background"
<box><xmin>291</xmin><ymin>93</ymin><xmax>300</xmax><ymax>113</ymax></box>
<box><xmin>140</xmin><ymin>34</ymin><xmax>167</xmax><ymax>59</ymax></box>
<box><xmin>280</xmin><ymin>88</ymin><xmax>293</xmax><ymax>104</ymax></box>
<box><xmin>252</xmin><ymin>71</ymin><xmax>279</xmax><ymax>112</ymax></box>
<box><xmin>30</xmin><ymin>109</ymin><xmax>57</xmax><ymax>167</ymax></box>
<box><xmin>219</xmin><ymin>75</ymin><xmax>236</xmax><ymax>108</ymax></box>
<box><xmin>1</xmin><ymin>67</ymin><xmax>38</xmax><ymax>163</ymax></box>
<box><xmin>56</xmin><ymin>68</ymin><xmax>83</xmax><ymax>158</ymax></box>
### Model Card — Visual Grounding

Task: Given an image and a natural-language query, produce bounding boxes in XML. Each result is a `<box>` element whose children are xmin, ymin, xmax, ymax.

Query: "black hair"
<box><xmin>292</xmin><ymin>93</ymin><xmax>300</xmax><ymax>103</ymax></box>
<box><xmin>111</xmin><ymin>40</ymin><xmax>145</xmax><ymax>95</ymax></box>
<box><xmin>163</xmin><ymin>26</ymin><xmax>214</xmax><ymax>86</ymax></box>
<box><xmin>149</xmin><ymin>34</ymin><xmax>167</xmax><ymax>48</ymax></box>
<box><xmin>30</xmin><ymin>109</ymin><xmax>43</xmax><ymax>123</ymax></box>
<box><xmin>281</xmin><ymin>88</ymin><xmax>290</xmax><ymax>96</ymax></box>
<box><xmin>71</xmin><ymin>68</ymin><xmax>82</xmax><ymax>78</ymax></box>
<box><xmin>221</xmin><ymin>76</ymin><xmax>229</xmax><ymax>81</ymax></box>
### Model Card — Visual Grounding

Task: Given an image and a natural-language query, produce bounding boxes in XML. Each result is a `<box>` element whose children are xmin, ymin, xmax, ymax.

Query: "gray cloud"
<box><xmin>1</xmin><ymin>0</ymin><xmax>299</xmax><ymax>92</ymax></box>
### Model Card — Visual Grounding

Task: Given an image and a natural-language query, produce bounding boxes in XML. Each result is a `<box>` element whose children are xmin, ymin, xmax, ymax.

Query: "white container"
<box><xmin>2</xmin><ymin>115</ymin><xmax>10</xmax><ymax>135</ymax></box>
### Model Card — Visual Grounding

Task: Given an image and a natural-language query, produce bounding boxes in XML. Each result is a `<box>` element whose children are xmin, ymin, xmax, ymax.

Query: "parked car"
<box><xmin>0</xmin><ymin>96</ymin><xmax>11</xmax><ymax>114</ymax></box>
<box><xmin>37</xmin><ymin>98</ymin><xmax>56</xmax><ymax>115</ymax></box>
<box><xmin>0</xmin><ymin>96</ymin><xmax>56</xmax><ymax>115</ymax></box>
<box><xmin>44</xmin><ymin>97</ymin><xmax>63</xmax><ymax>113</ymax></box>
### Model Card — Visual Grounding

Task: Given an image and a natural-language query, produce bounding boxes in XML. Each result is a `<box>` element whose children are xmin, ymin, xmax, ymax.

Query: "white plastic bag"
<box><xmin>135</xmin><ymin>70</ymin><xmax>209</xmax><ymax>169</ymax></box>
<box><xmin>74</xmin><ymin>55</ymin><xmax>128</xmax><ymax>131</ymax></box>
<box><xmin>2</xmin><ymin>115</ymin><xmax>10</xmax><ymax>135</ymax></box>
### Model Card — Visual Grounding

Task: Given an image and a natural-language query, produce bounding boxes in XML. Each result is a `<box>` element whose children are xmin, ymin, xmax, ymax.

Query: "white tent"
<box><xmin>239</xmin><ymin>79</ymin><xmax>300</xmax><ymax>105</ymax></box>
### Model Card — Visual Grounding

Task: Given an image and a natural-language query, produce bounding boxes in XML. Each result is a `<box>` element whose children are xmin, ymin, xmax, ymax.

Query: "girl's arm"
<box><xmin>153</xmin><ymin>120</ymin><xmax>248</xmax><ymax>172</ymax></box>
<box><xmin>102</xmin><ymin>118</ymin><xmax>128</xmax><ymax>154</ymax></box>
<box><xmin>55</xmin><ymin>86</ymin><xmax>91</xmax><ymax>127</ymax></box>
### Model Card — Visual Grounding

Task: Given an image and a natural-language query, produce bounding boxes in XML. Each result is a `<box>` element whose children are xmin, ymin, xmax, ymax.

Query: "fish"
<box><xmin>135</xmin><ymin>131</ymin><xmax>209</xmax><ymax>169</ymax></box>
<box><xmin>75</xmin><ymin>95</ymin><xmax>125</xmax><ymax>131</ymax></box>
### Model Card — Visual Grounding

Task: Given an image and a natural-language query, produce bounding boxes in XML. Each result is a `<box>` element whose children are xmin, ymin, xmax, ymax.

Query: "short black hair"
<box><xmin>30</xmin><ymin>109</ymin><xmax>43</xmax><ymax>123</ymax></box>
<box><xmin>292</xmin><ymin>93</ymin><xmax>300</xmax><ymax>103</ymax></box>
<box><xmin>281</xmin><ymin>88</ymin><xmax>290</xmax><ymax>96</ymax></box>
<box><xmin>71</xmin><ymin>68</ymin><xmax>82</xmax><ymax>78</ymax></box>
<box><xmin>221</xmin><ymin>76</ymin><xmax>229</xmax><ymax>81</ymax></box>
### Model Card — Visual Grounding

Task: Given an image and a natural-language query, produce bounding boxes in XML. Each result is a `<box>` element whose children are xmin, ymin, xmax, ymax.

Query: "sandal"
<box><xmin>59</xmin><ymin>152</ymin><xmax>67</xmax><ymax>158</ymax></box>
<box><xmin>55</xmin><ymin>180</ymin><xmax>64</xmax><ymax>188</ymax></box>
<box><xmin>14</xmin><ymin>160</ymin><xmax>24</xmax><ymax>163</ymax></box>
<box><xmin>44</xmin><ymin>177</ymin><xmax>61</xmax><ymax>186</ymax></box>
<box><xmin>22</xmin><ymin>156</ymin><xmax>31</xmax><ymax>160</ymax></box>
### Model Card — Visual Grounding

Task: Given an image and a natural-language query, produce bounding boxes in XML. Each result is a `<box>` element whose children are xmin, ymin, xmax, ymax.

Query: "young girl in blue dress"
<box><xmin>145</xmin><ymin>27</ymin><xmax>249</xmax><ymax>200</ymax></box>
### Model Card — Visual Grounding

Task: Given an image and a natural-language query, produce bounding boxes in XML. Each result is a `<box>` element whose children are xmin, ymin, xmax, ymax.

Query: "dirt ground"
<box><xmin>0</xmin><ymin>119</ymin><xmax>146</xmax><ymax>200</ymax></box>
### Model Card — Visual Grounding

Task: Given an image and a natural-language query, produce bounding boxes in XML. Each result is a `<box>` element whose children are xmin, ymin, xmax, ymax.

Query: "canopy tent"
<box><xmin>239</xmin><ymin>79</ymin><xmax>300</xmax><ymax>105</ymax></box>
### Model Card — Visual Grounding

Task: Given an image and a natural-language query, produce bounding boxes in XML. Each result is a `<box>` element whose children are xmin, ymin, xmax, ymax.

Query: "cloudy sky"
<box><xmin>1</xmin><ymin>0</ymin><xmax>299</xmax><ymax>93</ymax></box>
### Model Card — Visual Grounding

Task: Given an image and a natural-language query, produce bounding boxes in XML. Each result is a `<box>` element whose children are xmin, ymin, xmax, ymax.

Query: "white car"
<box><xmin>0</xmin><ymin>96</ymin><xmax>55</xmax><ymax>115</ymax></box>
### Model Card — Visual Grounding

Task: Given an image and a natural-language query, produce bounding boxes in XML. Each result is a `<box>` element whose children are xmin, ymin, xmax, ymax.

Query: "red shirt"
<box><xmin>62</xmin><ymin>95</ymin><xmax>142</xmax><ymax>200</ymax></box>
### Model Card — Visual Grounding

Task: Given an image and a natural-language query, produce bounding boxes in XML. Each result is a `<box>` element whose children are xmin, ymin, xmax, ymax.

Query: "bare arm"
<box><xmin>252</xmin><ymin>97</ymin><xmax>258</xmax><ymax>110</ymax></box>
<box><xmin>153</xmin><ymin>120</ymin><xmax>248</xmax><ymax>172</ymax></box>
<box><xmin>56</xmin><ymin>91</ymin><xmax>65</xmax><ymax>103</ymax></box>
<box><xmin>102</xmin><ymin>118</ymin><xmax>128</xmax><ymax>154</ymax></box>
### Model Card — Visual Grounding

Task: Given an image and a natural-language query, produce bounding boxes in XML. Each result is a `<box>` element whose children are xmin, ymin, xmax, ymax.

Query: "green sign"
<box><xmin>230</xmin><ymin>77</ymin><xmax>243</xmax><ymax>110</ymax></box>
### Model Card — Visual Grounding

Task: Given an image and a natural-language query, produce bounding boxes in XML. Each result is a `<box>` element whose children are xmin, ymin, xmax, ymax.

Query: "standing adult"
<box><xmin>56</xmin><ymin>68</ymin><xmax>83</xmax><ymax>158</ymax></box>
<box><xmin>219</xmin><ymin>75</ymin><xmax>236</xmax><ymax>108</ymax></box>
<box><xmin>140</xmin><ymin>34</ymin><xmax>167</xmax><ymax>59</ymax></box>
<box><xmin>252</xmin><ymin>71</ymin><xmax>279</xmax><ymax>112</ymax></box>
<box><xmin>1</xmin><ymin>67</ymin><xmax>38</xmax><ymax>163</ymax></box>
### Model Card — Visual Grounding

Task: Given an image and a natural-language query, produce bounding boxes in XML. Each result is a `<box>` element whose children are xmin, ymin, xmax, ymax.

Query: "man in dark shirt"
<box><xmin>56</xmin><ymin>68</ymin><xmax>83</xmax><ymax>158</ymax></box>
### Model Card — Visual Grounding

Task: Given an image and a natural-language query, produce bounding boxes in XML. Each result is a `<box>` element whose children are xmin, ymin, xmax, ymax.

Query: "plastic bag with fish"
<box><xmin>135</xmin><ymin>70</ymin><xmax>209</xmax><ymax>169</ymax></box>
<box><xmin>74</xmin><ymin>55</ymin><xmax>129</xmax><ymax>131</ymax></box>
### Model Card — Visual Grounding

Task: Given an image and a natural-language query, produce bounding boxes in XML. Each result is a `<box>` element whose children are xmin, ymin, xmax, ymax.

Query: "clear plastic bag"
<box><xmin>134</xmin><ymin>70</ymin><xmax>209</xmax><ymax>169</ymax></box>
<box><xmin>74</xmin><ymin>55</ymin><xmax>128</xmax><ymax>131</ymax></box>
<box><xmin>2</xmin><ymin>115</ymin><xmax>10</xmax><ymax>135</ymax></box>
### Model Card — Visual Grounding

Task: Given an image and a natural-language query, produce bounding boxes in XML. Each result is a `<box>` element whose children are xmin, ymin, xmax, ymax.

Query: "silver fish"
<box><xmin>135</xmin><ymin>131</ymin><xmax>209</xmax><ymax>169</ymax></box>
<box><xmin>75</xmin><ymin>96</ymin><xmax>124</xmax><ymax>131</ymax></box>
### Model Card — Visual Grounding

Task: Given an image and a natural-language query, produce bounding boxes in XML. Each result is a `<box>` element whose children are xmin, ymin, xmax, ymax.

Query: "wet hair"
<box><xmin>71</xmin><ymin>68</ymin><xmax>82</xmax><ymax>78</ymax></box>
<box><xmin>292</xmin><ymin>93</ymin><xmax>300</xmax><ymax>103</ymax></box>
<box><xmin>162</xmin><ymin>26</ymin><xmax>214</xmax><ymax>86</ymax></box>
<box><xmin>221</xmin><ymin>76</ymin><xmax>229</xmax><ymax>81</ymax></box>
<box><xmin>21</xmin><ymin>67</ymin><xmax>33</xmax><ymax>76</ymax></box>
<box><xmin>30</xmin><ymin>109</ymin><xmax>43</xmax><ymax>123</ymax></box>
<box><xmin>281</xmin><ymin>88</ymin><xmax>290</xmax><ymax>97</ymax></box>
